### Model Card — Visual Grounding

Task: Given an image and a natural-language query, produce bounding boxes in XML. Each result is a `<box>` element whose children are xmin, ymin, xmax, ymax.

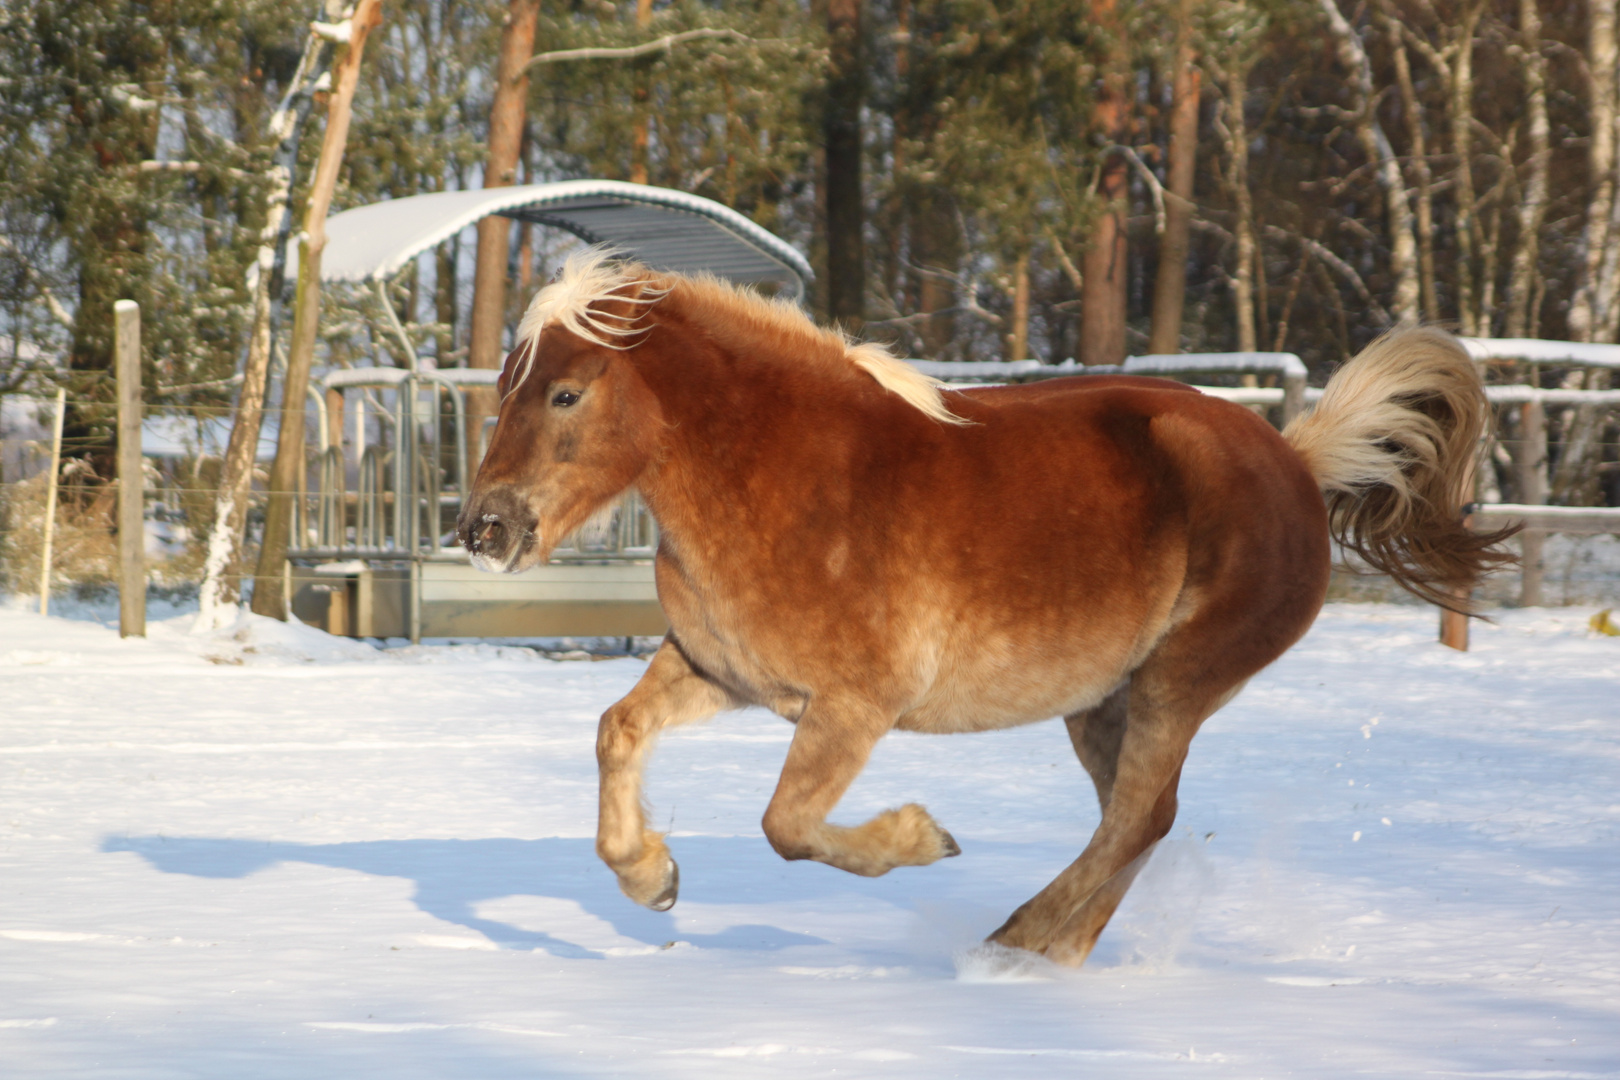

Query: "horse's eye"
<box><xmin>551</xmin><ymin>389</ymin><xmax>580</xmax><ymax>408</ymax></box>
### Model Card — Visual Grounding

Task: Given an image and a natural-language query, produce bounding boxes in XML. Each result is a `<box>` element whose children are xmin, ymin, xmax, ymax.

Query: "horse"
<box><xmin>457</xmin><ymin>248</ymin><xmax>1512</xmax><ymax>966</ymax></box>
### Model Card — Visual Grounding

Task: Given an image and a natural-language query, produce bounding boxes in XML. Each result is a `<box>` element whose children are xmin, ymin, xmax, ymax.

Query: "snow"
<box><xmin>1463</xmin><ymin>337</ymin><xmax>1620</xmax><ymax>369</ymax></box>
<box><xmin>910</xmin><ymin>351</ymin><xmax>1307</xmax><ymax>384</ymax></box>
<box><xmin>1</xmin><ymin>600</ymin><xmax>1616</xmax><ymax>1077</ymax></box>
<box><xmin>290</xmin><ymin>182</ymin><xmax>812</xmax><ymax>293</ymax></box>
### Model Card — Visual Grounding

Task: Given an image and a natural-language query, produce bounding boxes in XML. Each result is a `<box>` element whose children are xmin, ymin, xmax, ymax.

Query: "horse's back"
<box><xmin>952</xmin><ymin>377</ymin><xmax>1332</xmax><ymax>617</ymax></box>
<box><xmin>940</xmin><ymin>377</ymin><xmax>1324</xmax><ymax>542</ymax></box>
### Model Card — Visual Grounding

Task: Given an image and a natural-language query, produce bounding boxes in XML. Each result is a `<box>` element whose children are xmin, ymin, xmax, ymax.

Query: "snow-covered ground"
<box><xmin>1</xmin><ymin>601</ymin><xmax>1616</xmax><ymax>1078</ymax></box>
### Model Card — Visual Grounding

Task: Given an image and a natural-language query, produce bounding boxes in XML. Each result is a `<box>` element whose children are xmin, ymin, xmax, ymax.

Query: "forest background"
<box><xmin>2</xmin><ymin>0</ymin><xmax>1618</xmax><ymax>595</ymax></box>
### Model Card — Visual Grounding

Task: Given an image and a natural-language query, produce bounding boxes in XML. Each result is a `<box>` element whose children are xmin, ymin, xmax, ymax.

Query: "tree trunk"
<box><xmin>1504</xmin><ymin>0</ymin><xmax>1549</xmax><ymax>340</ymax></box>
<box><xmin>194</xmin><ymin>15</ymin><xmax>337</xmax><ymax>630</ymax></box>
<box><xmin>250</xmin><ymin>0</ymin><xmax>385</xmax><ymax>619</ymax></box>
<box><xmin>1081</xmin><ymin>0</ymin><xmax>1129</xmax><ymax>367</ymax></box>
<box><xmin>1478</xmin><ymin>194</ymin><xmax>1502</xmax><ymax>332</ymax></box>
<box><xmin>1006</xmin><ymin>248</ymin><xmax>1030</xmax><ymax>361</ymax></box>
<box><xmin>883</xmin><ymin>0</ymin><xmax>910</xmax><ymax>314</ymax></box>
<box><xmin>516</xmin><ymin>124</ymin><xmax>535</xmax><ymax>296</ymax></box>
<box><xmin>1319</xmin><ymin>0</ymin><xmax>1419</xmax><ymax>326</ymax></box>
<box><xmin>1148</xmin><ymin>0</ymin><xmax>1200</xmax><ymax>355</ymax></box>
<box><xmin>1450</xmin><ymin>2</ymin><xmax>1484</xmax><ymax>335</ymax></box>
<box><xmin>435</xmin><ymin>234</ymin><xmax>458</xmax><ymax>364</ymax></box>
<box><xmin>1569</xmin><ymin>0</ymin><xmax>1616</xmax><ymax>342</ymax></box>
<box><xmin>1516</xmin><ymin>398</ymin><xmax>1547</xmax><ymax>606</ymax></box>
<box><xmin>912</xmin><ymin>191</ymin><xmax>960</xmax><ymax>358</ymax></box>
<box><xmin>630</xmin><ymin>0</ymin><xmax>654</xmax><ymax>185</ymax></box>
<box><xmin>1224</xmin><ymin>68</ymin><xmax>1257</xmax><ymax>352</ymax></box>
<box><xmin>825</xmin><ymin>0</ymin><xmax>865</xmax><ymax>327</ymax></box>
<box><xmin>1381</xmin><ymin>1</ymin><xmax>1439</xmax><ymax>322</ymax></box>
<box><xmin>466</xmin><ymin>0</ymin><xmax>541</xmax><ymax>468</ymax></box>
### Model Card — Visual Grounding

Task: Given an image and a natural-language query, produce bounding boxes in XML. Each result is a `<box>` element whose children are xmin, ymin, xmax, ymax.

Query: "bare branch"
<box><xmin>1104</xmin><ymin>145</ymin><xmax>1170</xmax><ymax>235</ymax></box>
<box><xmin>1261</xmin><ymin>223</ymin><xmax>1393</xmax><ymax>325</ymax></box>
<box><xmin>0</xmin><ymin>234</ymin><xmax>75</xmax><ymax>331</ymax></box>
<box><xmin>906</xmin><ymin>262</ymin><xmax>1004</xmax><ymax>327</ymax></box>
<box><xmin>1043</xmin><ymin>225</ymin><xmax>1084</xmax><ymax>293</ymax></box>
<box><xmin>154</xmin><ymin>374</ymin><xmax>245</xmax><ymax>396</ymax></box>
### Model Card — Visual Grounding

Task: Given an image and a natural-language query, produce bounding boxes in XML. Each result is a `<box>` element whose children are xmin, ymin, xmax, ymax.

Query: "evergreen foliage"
<box><xmin>1</xmin><ymin>0</ymin><xmax>1617</xmax><ymax>415</ymax></box>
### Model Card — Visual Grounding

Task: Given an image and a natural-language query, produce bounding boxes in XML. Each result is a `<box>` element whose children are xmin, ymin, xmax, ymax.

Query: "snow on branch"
<box><xmin>108</xmin><ymin>84</ymin><xmax>159</xmax><ymax>114</ymax></box>
<box><xmin>524</xmin><ymin>28</ymin><xmax>755</xmax><ymax>70</ymax></box>
<box><xmin>310</xmin><ymin>19</ymin><xmax>354</xmax><ymax>45</ymax></box>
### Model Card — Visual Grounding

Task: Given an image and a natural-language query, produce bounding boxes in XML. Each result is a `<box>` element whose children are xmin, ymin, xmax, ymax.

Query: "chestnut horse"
<box><xmin>459</xmin><ymin>249</ymin><xmax>1509</xmax><ymax>966</ymax></box>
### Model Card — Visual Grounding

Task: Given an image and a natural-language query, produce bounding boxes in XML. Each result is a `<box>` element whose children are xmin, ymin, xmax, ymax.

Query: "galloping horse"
<box><xmin>459</xmin><ymin>249</ymin><xmax>1510</xmax><ymax>966</ymax></box>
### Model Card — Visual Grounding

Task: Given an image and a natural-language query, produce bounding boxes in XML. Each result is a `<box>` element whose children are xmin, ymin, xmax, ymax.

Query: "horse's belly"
<box><xmin>894</xmin><ymin>647</ymin><xmax>1126</xmax><ymax>734</ymax></box>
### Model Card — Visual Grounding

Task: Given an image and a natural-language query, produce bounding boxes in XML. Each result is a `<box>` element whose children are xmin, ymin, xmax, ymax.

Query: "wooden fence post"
<box><xmin>115</xmin><ymin>299</ymin><xmax>145</xmax><ymax>638</ymax></box>
<box><xmin>37</xmin><ymin>386</ymin><xmax>66</xmax><ymax>616</ymax></box>
<box><xmin>1438</xmin><ymin>510</ymin><xmax>1473</xmax><ymax>651</ymax></box>
<box><xmin>1517</xmin><ymin>398</ymin><xmax>1547</xmax><ymax>606</ymax></box>
<box><xmin>1438</xmin><ymin>443</ymin><xmax>1478</xmax><ymax>650</ymax></box>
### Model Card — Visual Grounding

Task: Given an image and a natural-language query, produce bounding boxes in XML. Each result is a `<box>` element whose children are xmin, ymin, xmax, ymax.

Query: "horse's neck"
<box><xmin>633</xmin><ymin>319</ymin><xmax>844</xmax><ymax>556</ymax></box>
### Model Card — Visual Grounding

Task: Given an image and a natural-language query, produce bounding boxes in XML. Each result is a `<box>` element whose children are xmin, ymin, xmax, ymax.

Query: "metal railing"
<box><xmin>287</xmin><ymin>364</ymin><xmax>656</xmax><ymax>565</ymax></box>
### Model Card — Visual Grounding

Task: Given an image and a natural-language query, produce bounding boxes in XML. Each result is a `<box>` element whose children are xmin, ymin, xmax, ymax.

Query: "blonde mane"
<box><xmin>512</xmin><ymin>247</ymin><xmax>966</xmax><ymax>425</ymax></box>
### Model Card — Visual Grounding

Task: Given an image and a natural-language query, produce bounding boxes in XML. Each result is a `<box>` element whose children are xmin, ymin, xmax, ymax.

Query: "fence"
<box><xmin>3</xmin><ymin>338</ymin><xmax>1618</xmax><ymax>639</ymax></box>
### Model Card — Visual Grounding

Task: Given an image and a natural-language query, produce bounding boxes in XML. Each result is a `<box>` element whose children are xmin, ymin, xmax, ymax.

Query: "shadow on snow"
<box><xmin>100</xmin><ymin>834</ymin><xmax>829</xmax><ymax>959</ymax></box>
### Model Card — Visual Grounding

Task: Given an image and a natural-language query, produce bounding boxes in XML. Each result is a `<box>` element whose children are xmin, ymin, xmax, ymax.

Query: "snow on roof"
<box><xmin>282</xmin><ymin>181</ymin><xmax>811</xmax><ymax>297</ymax></box>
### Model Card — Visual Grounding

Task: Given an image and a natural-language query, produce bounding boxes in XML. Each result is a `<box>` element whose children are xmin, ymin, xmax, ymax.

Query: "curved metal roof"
<box><xmin>299</xmin><ymin>180</ymin><xmax>811</xmax><ymax>297</ymax></box>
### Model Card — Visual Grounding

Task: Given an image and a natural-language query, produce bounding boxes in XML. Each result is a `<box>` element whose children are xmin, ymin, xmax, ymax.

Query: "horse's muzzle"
<box><xmin>457</xmin><ymin>487</ymin><xmax>539</xmax><ymax>573</ymax></box>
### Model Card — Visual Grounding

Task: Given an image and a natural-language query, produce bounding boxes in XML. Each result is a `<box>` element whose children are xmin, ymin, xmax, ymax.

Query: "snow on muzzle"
<box><xmin>457</xmin><ymin>487</ymin><xmax>538</xmax><ymax>573</ymax></box>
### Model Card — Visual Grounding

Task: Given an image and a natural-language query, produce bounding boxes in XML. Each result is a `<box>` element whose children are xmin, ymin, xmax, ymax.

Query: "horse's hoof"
<box><xmin>646</xmin><ymin>860</ymin><xmax>679</xmax><ymax>911</ymax></box>
<box><xmin>938</xmin><ymin>827</ymin><xmax>962</xmax><ymax>858</ymax></box>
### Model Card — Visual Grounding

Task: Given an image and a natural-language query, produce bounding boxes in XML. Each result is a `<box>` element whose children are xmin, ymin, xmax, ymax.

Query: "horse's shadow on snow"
<box><xmin>100</xmin><ymin>834</ymin><xmax>828</xmax><ymax>959</ymax></box>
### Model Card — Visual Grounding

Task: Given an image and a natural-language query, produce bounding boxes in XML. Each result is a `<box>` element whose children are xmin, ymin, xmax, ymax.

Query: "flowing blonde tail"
<box><xmin>1283</xmin><ymin>327</ymin><xmax>1517</xmax><ymax>611</ymax></box>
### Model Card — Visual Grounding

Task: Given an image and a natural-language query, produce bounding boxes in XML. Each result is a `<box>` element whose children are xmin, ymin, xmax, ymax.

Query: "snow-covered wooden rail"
<box><xmin>1467</xmin><ymin>502</ymin><xmax>1620</xmax><ymax>535</ymax></box>
<box><xmin>1464</xmin><ymin>338</ymin><xmax>1620</xmax><ymax>608</ymax></box>
<box><xmin>915</xmin><ymin>352</ymin><xmax>1311</xmax><ymax>423</ymax></box>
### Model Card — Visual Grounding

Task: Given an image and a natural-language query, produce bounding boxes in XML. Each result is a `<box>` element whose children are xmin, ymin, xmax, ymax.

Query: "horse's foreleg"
<box><xmin>761</xmin><ymin>702</ymin><xmax>960</xmax><ymax>877</ymax></box>
<box><xmin>596</xmin><ymin>639</ymin><xmax>731</xmax><ymax>910</ymax></box>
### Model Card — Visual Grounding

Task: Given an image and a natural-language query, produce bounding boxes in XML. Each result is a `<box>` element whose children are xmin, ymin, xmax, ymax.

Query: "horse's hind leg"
<box><xmin>596</xmin><ymin>638</ymin><xmax>733</xmax><ymax>909</ymax></box>
<box><xmin>1038</xmin><ymin>682</ymin><xmax>1181</xmax><ymax>967</ymax></box>
<box><xmin>1045</xmin><ymin>771</ymin><xmax>1182</xmax><ymax>967</ymax></box>
<box><xmin>987</xmin><ymin>638</ymin><xmax>1244</xmax><ymax>960</ymax></box>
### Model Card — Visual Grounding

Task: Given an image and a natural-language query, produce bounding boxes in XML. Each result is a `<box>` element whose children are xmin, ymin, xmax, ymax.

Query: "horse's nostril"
<box><xmin>461</xmin><ymin>511</ymin><xmax>503</xmax><ymax>553</ymax></box>
<box><xmin>462</xmin><ymin>496</ymin><xmax>533</xmax><ymax>563</ymax></box>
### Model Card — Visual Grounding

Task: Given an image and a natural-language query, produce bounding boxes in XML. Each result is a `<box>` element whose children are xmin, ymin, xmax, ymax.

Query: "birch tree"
<box><xmin>1503</xmin><ymin>0</ymin><xmax>1549</xmax><ymax>341</ymax></box>
<box><xmin>1568</xmin><ymin>0</ymin><xmax>1616</xmax><ymax>343</ymax></box>
<box><xmin>195</xmin><ymin>11</ymin><xmax>340</xmax><ymax>630</ymax></box>
<box><xmin>1317</xmin><ymin>0</ymin><xmax>1419</xmax><ymax>327</ymax></box>
<box><xmin>1147</xmin><ymin>0</ymin><xmax>1203</xmax><ymax>355</ymax></box>
<box><xmin>251</xmin><ymin>0</ymin><xmax>386</xmax><ymax>619</ymax></box>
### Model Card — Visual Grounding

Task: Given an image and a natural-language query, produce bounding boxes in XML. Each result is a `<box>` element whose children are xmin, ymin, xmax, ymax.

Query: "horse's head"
<box><xmin>457</xmin><ymin>254</ymin><xmax>664</xmax><ymax>573</ymax></box>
